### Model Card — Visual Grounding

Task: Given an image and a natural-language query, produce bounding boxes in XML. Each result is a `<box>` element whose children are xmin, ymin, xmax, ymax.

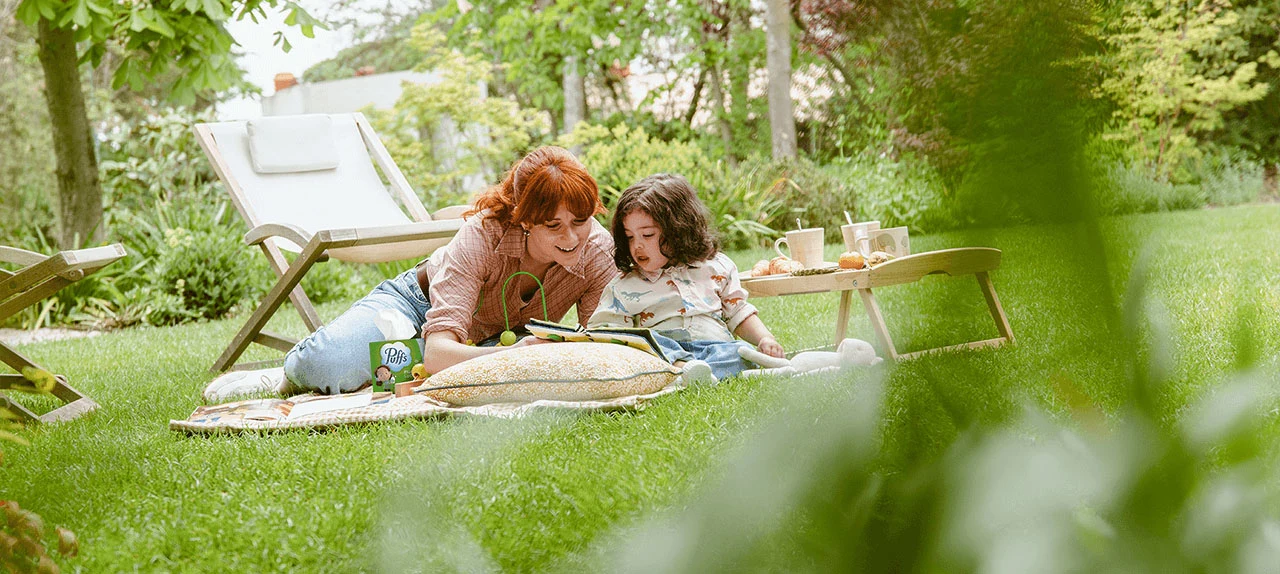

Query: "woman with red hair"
<box><xmin>260</xmin><ymin>146</ymin><xmax>617</xmax><ymax>395</ymax></box>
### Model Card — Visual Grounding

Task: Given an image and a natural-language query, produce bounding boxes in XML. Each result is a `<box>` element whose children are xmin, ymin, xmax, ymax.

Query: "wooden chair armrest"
<box><xmin>61</xmin><ymin>244</ymin><xmax>127</xmax><ymax>271</ymax></box>
<box><xmin>430</xmin><ymin>204</ymin><xmax>471</xmax><ymax>221</ymax></box>
<box><xmin>1</xmin><ymin>244</ymin><xmax>126</xmax><ymax>302</ymax></box>
<box><xmin>0</xmin><ymin>246</ymin><xmax>46</xmax><ymax>267</ymax></box>
<box><xmin>311</xmin><ymin>219</ymin><xmax>465</xmax><ymax>247</ymax></box>
<box><xmin>244</xmin><ymin>223</ymin><xmax>313</xmax><ymax>248</ymax></box>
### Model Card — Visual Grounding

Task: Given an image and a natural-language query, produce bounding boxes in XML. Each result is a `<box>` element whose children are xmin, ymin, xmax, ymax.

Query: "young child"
<box><xmin>588</xmin><ymin>173</ymin><xmax>785</xmax><ymax>384</ymax></box>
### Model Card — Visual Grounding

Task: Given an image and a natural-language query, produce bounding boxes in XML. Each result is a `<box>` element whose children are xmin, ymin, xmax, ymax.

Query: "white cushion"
<box><xmin>421</xmin><ymin>343</ymin><xmax>680</xmax><ymax>406</ymax></box>
<box><xmin>246</xmin><ymin>115</ymin><xmax>341</xmax><ymax>173</ymax></box>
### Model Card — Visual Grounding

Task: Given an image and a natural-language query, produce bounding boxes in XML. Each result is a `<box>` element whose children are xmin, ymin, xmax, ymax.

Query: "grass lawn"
<box><xmin>3</xmin><ymin>204</ymin><xmax>1279</xmax><ymax>572</ymax></box>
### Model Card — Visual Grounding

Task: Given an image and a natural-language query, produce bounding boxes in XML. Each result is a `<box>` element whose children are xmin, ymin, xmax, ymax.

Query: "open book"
<box><xmin>525</xmin><ymin>319</ymin><xmax>674</xmax><ymax>363</ymax></box>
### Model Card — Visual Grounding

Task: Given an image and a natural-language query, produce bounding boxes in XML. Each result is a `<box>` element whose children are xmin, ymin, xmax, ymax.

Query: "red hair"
<box><xmin>467</xmin><ymin>146</ymin><xmax>604</xmax><ymax>226</ymax></box>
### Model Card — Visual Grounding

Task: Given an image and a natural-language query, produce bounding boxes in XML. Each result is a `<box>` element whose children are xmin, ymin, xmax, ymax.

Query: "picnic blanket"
<box><xmin>170</xmin><ymin>386</ymin><xmax>682</xmax><ymax>435</ymax></box>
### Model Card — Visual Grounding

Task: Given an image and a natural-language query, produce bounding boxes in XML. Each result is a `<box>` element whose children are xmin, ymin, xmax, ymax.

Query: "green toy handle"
<box><xmin>500</xmin><ymin>271</ymin><xmax>549</xmax><ymax>332</ymax></box>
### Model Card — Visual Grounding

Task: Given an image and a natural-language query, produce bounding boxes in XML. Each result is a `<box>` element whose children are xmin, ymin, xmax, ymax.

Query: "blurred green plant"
<box><xmin>592</xmin><ymin>265</ymin><xmax>1280</xmax><ymax>573</ymax></box>
<box><xmin>0</xmin><ymin>371</ymin><xmax>77</xmax><ymax>573</ymax></box>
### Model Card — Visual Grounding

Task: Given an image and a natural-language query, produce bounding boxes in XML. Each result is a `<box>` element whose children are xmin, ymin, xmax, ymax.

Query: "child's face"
<box><xmin>623</xmin><ymin>210</ymin><xmax>667</xmax><ymax>273</ymax></box>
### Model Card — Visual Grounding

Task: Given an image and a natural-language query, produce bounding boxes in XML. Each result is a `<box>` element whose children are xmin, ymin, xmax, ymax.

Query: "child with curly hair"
<box><xmin>588</xmin><ymin>173</ymin><xmax>785</xmax><ymax>384</ymax></box>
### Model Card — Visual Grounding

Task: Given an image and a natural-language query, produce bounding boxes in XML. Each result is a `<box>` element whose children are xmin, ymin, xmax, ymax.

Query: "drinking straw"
<box><xmin>844</xmin><ymin>211</ymin><xmax>854</xmax><ymax>225</ymax></box>
<box><xmin>796</xmin><ymin>218</ymin><xmax>803</xmax><ymax>230</ymax></box>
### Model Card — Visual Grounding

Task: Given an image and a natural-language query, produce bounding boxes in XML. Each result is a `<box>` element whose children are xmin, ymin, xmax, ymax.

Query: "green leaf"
<box><xmin>128</xmin><ymin>10</ymin><xmax>147</xmax><ymax>32</ymax></box>
<box><xmin>86</xmin><ymin>0</ymin><xmax>110</xmax><ymax>16</ymax></box>
<box><xmin>68</xmin><ymin>0</ymin><xmax>91</xmax><ymax>27</ymax></box>
<box><xmin>112</xmin><ymin>58</ymin><xmax>132</xmax><ymax>90</ymax></box>
<box><xmin>272</xmin><ymin>31</ymin><xmax>292</xmax><ymax>53</ymax></box>
<box><xmin>202</xmin><ymin>0</ymin><xmax>227</xmax><ymax>21</ymax></box>
<box><xmin>145</xmin><ymin>9</ymin><xmax>175</xmax><ymax>38</ymax></box>
<box><xmin>37</xmin><ymin>0</ymin><xmax>56</xmax><ymax>21</ymax></box>
<box><xmin>15</xmin><ymin>0</ymin><xmax>41</xmax><ymax>25</ymax></box>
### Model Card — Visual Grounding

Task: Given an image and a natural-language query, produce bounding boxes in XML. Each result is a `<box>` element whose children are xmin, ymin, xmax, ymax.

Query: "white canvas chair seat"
<box><xmin>0</xmin><ymin>243</ymin><xmax>127</xmax><ymax>424</ymax></box>
<box><xmin>195</xmin><ymin>112</ymin><xmax>466</xmax><ymax>373</ymax></box>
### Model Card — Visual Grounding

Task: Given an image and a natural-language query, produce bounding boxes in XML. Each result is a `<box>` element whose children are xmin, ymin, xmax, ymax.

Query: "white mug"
<box><xmin>774</xmin><ymin>228</ymin><xmax>825</xmax><ymax>269</ymax></box>
<box><xmin>865</xmin><ymin>226</ymin><xmax>910</xmax><ymax>257</ymax></box>
<box><xmin>841</xmin><ymin>220</ymin><xmax>881</xmax><ymax>255</ymax></box>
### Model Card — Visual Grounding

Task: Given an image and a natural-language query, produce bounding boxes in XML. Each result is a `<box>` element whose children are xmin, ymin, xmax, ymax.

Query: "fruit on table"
<box><xmin>500</xmin><ymin>330</ymin><xmax>517</xmax><ymax>346</ymax></box>
<box><xmin>838</xmin><ymin>251</ymin><xmax>866</xmax><ymax>269</ymax></box>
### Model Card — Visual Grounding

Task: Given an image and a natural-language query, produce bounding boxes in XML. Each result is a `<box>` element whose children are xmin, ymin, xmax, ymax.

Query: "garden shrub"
<box><xmin>299</xmin><ymin>260</ymin><xmax>367</xmax><ymax>306</ymax></box>
<box><xmin>558</xmin><ymin>123</ymin><xmax>722</xmax><ymax>204</ymax></box>
<box><xmin>734</xmin><ymin>154</ymin><xmax>960</xmax><ymax>243</ymax></box>
<box><xmin>1191</xmin><ymin>149</ymin><xmax>1266</xmax><ymax>207</ymax></box>
<box><xmin>151</xmin><ymin>228</ymin><xmax>269</xmax><ymax>323</ymax></box>
<box><xmin>559</xmin><ymin>123</ymin><xmax>785</xmax><ymax>249</ymax></box>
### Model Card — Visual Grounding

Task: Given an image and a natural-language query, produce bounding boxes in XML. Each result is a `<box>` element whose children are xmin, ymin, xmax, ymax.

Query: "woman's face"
<box><xmin>622</xmin><ymin>210</ymin><xmax>667</xmax><ymax>273</ymax></box>
<box><xmin>525</xmin><ymin>205</ymin><xmax>592</xmax><ymax>269</ymax></box>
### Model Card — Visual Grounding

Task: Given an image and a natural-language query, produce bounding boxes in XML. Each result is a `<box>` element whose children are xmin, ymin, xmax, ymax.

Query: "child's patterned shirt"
<box><xmin>587</xmin><ymin>252</ymin><xmax>758</xmax><ymax>342</ymax></box>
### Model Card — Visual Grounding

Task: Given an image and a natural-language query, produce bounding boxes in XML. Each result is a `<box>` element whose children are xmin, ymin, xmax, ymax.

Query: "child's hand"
<box><xmin>757</xmin><ymin>336</ymin><xmax>784</xmax><ymax>358</ymax></box>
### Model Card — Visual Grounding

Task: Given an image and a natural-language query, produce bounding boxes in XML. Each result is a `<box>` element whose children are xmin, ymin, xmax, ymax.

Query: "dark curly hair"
<box><xmin>611</xmin><ymin>173</ymin><xmax>720</xmax><ymax>273</ymax></box>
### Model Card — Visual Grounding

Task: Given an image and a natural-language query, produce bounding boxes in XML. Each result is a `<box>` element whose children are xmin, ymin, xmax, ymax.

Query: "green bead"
<box><xmin>500</xmin><ymin>330</ymin><xmax>517</xmax><ymax>347</ymax></box>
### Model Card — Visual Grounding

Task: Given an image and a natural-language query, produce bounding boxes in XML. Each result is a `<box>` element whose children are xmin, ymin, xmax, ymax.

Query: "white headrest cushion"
<box><xmin>246</xmin><ymin>115</ymin><xmax>341</xmax><ymax>173</ymax></box>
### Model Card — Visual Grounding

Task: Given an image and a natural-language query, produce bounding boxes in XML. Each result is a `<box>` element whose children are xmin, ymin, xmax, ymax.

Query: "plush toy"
<box><xmin>738</xmin><ymin>338</ymin><xmax>882</xmax><ymax>377</ymax></box>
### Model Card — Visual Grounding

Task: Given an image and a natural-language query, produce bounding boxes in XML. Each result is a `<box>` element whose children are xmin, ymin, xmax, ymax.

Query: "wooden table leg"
<box><xmin>858</xmin><ymin>288</ymin><xmax>898</xmax><ymax>360</ymax></box>
<box><xmin>834</xmin><ymin>289</ymin><xmax>852</xmax><ymax>345</ymax></box>
<box><xmin>977</xmin><ymin>271</ymin><xmax>1015</xmax><ymax>345</ymax></box>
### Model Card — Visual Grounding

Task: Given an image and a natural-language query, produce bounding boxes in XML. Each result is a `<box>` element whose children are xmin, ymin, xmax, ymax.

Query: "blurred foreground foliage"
<box><xmin>1</xmin><ymin>379</ymin><xmax>77</xmax><ymax>573</ymax></box>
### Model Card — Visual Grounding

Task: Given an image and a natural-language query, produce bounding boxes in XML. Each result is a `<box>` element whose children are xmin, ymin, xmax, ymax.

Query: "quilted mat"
<box><xmin>170</xmin><ymin>386</ymin><xmax>682</xmax><ymax>435</ymax></box>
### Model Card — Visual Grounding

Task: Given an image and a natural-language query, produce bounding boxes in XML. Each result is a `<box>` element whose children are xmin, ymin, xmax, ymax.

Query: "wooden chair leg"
<box><xmin>212</xmin><ymin>242</ymin><xmax>326</xmax><ymax>373</ymax></box>
<box><xmin>834</xmin><ymin>290</ymin><xmax>853</xmax><ymax>345</ymax></box>
<box><xmin>0</xmin><ymin>346</ymin><xmax>99</xmax><ymax>425</ymax></box>
<box><xmin>259</xmin><ymin>241</ymin><xmax>323</xmax><ymax>332</ymax></box>
<box><xmin>858</xmin><ymin>288</ymin><xmax>898</xmax><ymax>360</ymax></box>
<box><xmin>976</xmin><ymin>272</ymin><xmax>1015</xmax><ymax>345</ymax></box>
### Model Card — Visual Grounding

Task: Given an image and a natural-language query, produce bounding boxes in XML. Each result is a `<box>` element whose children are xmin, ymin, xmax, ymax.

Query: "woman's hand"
<box><xmin>756</xmin><ymin>336</ymin><xmax>784</xmax><ymax>358</ymax></box>
<box><xmin>509</xmin><ymin>335</ymin><xmax>551</xmax><ymax>348</ymax></box>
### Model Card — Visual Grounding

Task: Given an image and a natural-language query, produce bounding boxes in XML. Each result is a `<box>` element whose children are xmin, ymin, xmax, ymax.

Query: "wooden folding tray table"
<box><xmin>741</xmin><ymin>247</ymin><xmax>1015</xmax><ymax>361</ymax></box>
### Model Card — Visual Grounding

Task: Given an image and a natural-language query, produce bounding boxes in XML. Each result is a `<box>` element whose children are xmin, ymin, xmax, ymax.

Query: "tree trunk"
<box><xmin>707</xmin><ymin>63</ymin><xmax>737</xmax><ymax>169</ymax></box>
<box><xmin>37</xmin><ymin>19</ymin><xmax>102</xmax><ymax>248</ymax></box>
<box><xmin>562</xmin><ymin>55</ymin><xmax>585</xmax><ymax>135</ymax></box>
<box><xmin>765</xmin><ymin>0</ymin><xmax>797</xmax><ymax>160</ymax></box>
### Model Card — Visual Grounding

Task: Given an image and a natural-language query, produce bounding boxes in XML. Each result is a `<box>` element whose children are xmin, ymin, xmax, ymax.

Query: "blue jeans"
<box><xmin>284</xmin><ymin>269</ymin><xmax>431</xmax><ymax>395</ymax></box>
<box><xmin>653</xmin><ymin>332</ymin><xmax>754</xmax><ymax>381</ymax></box>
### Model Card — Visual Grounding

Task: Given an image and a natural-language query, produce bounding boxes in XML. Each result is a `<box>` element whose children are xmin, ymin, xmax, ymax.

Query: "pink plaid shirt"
<box><xmin>420</xmin><ymin>210</ymin><xmax>617</xmax><ymax>344</ymax></box>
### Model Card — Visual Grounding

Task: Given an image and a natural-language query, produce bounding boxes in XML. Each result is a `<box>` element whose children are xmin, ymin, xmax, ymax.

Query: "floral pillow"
<box><xmin>421</xmin><ymin>342</ymin><xmax>680</xmax><ymax>406</ymax></box>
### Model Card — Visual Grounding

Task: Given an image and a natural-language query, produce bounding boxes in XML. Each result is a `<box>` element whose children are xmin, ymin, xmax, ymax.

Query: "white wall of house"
<box><xmin>262</xmin><ymin>70</ymin><xmax>444</xmax><ymax>116</ymax></box>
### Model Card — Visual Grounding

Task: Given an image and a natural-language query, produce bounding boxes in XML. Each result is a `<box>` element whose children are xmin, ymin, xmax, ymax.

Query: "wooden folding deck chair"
<box><xmin>0</xmin><ymin>244</ymin><xmax>127</xmax><ymax>423</ymax></box>
<box><xmin>194</xmin><ymin>113</ymin><xmax>466</xmax><ymax>374</ymax></box>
